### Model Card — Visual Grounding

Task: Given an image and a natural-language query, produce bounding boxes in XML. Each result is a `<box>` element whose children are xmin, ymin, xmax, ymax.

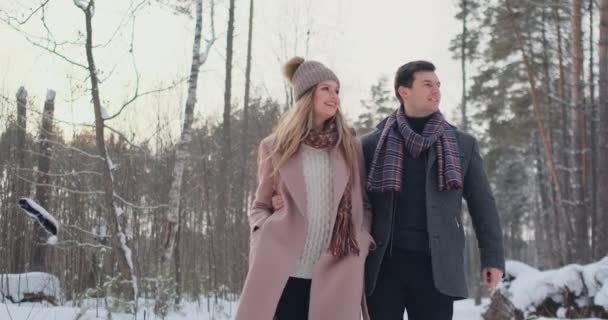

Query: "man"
<box><xmin>362</xmin><ymin>60</ymin><xmax>505</xmax><ymax>320</ymax></box>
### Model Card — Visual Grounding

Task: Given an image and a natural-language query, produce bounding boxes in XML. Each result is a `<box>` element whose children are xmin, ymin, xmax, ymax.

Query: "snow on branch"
<box><xmin>73</xmin><ymin>0</ymin><xmax>94</xmax><ymax>15</ymax></box>
<box><xmin>17</xmin><ymin>198</ymin><xmax>59</xmax><ymax>238</ymax></box>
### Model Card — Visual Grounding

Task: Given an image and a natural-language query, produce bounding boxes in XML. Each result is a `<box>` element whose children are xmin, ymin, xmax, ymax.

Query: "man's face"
<box><xmin>399</xmin><ymin>71</ymin><xmax>441</xmax><ymax>117</ymax></box>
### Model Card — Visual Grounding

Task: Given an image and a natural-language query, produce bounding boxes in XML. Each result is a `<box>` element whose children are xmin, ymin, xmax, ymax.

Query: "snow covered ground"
<box><xmin>1</xmin><ymin>298</ymin><xmax>483</xmax><ymax>320</ymax></box>
<box><xmin>3</xmin><ymin>257</ymin><xmax>608</xmax><ymax>320</ymax></box>
<box><xmin>0</xmin><ymin>297</ymin><xmax>237</xmax><ymax>320</ymax></box>
<box><xmin>0</xmin><ymin>273</ymin><xmax>61</xmax><ymax>303</ymax></box>
<box><xmin>0</xmin><ymin>272</ymin><xmax>485</xmax><ymax>320</ymax></box>
<box><xmin>1</xmin><ymin>298</ymin><xmax>605</xmax><ymax>319</ymax></box>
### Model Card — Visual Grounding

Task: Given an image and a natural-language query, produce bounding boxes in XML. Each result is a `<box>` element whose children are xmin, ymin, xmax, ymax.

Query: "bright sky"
<box><xmin>0</xmin><ymin>0</ymin><xmax>463</xmax><ymax>141</ymax></box>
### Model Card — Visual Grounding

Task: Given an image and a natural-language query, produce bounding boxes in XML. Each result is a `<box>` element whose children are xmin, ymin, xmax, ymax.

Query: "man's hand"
<box><xmin>271</xmin><ymin>193</ymin><xmax>284</xmax><ymax>211</ymax></box>
<box><xmin>481</xmin><ymin>267</ymin><xmax>503</xmax><ymax>292</ymax></box>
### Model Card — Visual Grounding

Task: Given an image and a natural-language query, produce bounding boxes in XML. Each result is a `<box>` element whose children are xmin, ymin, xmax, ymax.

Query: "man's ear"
<box><xmin>397</xmin><ymin>86</ymin><xmax>409</xmax><ymax>101</ymax></box>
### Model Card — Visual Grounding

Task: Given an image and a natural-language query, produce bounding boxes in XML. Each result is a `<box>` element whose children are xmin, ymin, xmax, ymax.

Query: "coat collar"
<box><xmin>278</xmin><ymin>149</ymin><xmax>306</xmax><ymax>216</ymax></box>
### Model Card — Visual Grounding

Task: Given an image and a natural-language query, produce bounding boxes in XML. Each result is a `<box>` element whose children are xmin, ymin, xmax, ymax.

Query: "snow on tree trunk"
<box><xmin>77</xmin><ymin>0</ymin><xmax>138</xmax><ymax>308</ymax></box>
<box><xmin>155</xmin><ymin>0</ymin><xmax>216</xmax><ymax>315</ymax></box>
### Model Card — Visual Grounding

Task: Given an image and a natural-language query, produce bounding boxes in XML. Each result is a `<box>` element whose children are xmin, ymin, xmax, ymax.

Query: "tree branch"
<box><xmin>103</xmin><ymin>77</ymin><xmax>188</xmax><ymax>121</ymax></box>
<box><xmin>14</xmin><ymin>173</ymin><xmax>105</xmax><ymax>195</ymax></box>
<box><xmin>2</xmin><ymin>0</ymin><xmax>51</xmax><ymax>25</ymax></box>
<box><xmin>113</xmin><ymin>193</ymin><xmax>169</xmax><ymax>210</ymax></box>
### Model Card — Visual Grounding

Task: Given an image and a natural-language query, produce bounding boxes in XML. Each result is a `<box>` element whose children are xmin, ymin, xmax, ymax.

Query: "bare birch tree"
<box><xmin>155</xmin><ymin>0</ymin><xmax>216</xmax><ymax>315</ymax></box>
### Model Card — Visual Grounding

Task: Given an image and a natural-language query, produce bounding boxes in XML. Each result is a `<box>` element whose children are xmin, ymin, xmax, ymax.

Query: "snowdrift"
<box><xmin>483</xmin><ymin>257</ymin><xmax>608</xmax><ymax>319</ymax></box>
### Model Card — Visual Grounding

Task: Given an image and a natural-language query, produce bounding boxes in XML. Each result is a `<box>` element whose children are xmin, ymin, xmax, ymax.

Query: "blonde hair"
<box><xmin>264</xmin><ymin>85</ymin><xmax>358</xmax><ymax>180</ymax></box>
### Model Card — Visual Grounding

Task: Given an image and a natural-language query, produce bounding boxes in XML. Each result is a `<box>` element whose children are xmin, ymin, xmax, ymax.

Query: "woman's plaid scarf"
<box><xmin>366</xmin><ymin>108</ymin><xmax>463</xmax><ymax>193</ymax></box>
<box><xmin>303</xmin><ymin>121</ymin><xmax>359</xmax><ymax>258</ymax></box>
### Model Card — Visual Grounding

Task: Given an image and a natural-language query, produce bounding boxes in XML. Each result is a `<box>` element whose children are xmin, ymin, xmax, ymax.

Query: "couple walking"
<box><xmin>235</xmin><ymin>57</ymin><xmax>505</xmax><ymax>320</ymax></box>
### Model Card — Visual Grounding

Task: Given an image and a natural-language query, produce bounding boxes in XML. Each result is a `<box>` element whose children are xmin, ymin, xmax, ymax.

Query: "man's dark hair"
<box><xmin>394</xmin><ymin>60</ymin><xmax>436</xmax><ymax>103</ymax></box>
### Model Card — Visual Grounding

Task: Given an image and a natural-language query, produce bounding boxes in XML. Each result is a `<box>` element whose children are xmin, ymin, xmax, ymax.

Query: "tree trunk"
<box><xmin>505</xmin><ymin>0</ymin><xmax>573</xmax><ymax>264</ymax></box>
<box><xmin>80</xmin><ymin>1</ymin><xmax>137</xmax><ymax>305</ymax></box>
<box><xmin>534</xmin><ymin>130</ymin><xmax>555</xmax><ymax>268</ymax></box>
<box><xmin>237</xmin><ymin>0</ymin><xmax>254</xmax><ymax>287</ymax></box>
<box><xmin>13</xmin><ymin>87</ymin><xmax>28</xmax><ymax>273</ymax></box>
<box><xmin>597</xmin><ymin>0</ymin><xmax>608</xmax><ymax>258</ymax></box>
<box><xmin>589</xmin><ymin>0</ymin><xmax>599</xmax><ymax>260</ymax></box>
<box><xmin>553</xmin><ymin>9</ymin><xmax>572</xmax><ymax>262</ymax></box>
<box><xmin>174</xmin><ymin>201</ymin><xmax>182</xmax><ymax>305</ymax></box>
<box><xmin>570</xmin><ymin>0</ymin><xmax>589</xmax><ymax>263</ymax></box>
<box><xmin>155</xmin><ymin>0</ymin><xmax>217</xmax><ymax>314</ymax></box>
<box><xmin>217</xmin><ymin>0</ymin><xmax>236</xmax><ymax>290</ymax></box>
<box><xmin>539</xmin><ymin>5</ymin><xmax>559</xmax><ymax>267</ymax></box>
<box><xmin>30</xmin><ymin>90</ymin><xmax>56</xmax><ymax>271</ymax></box>
<box><xmin>460</xmin><ymin>0</ymin><xmax>469</xmax><ymax>132</ymax></box>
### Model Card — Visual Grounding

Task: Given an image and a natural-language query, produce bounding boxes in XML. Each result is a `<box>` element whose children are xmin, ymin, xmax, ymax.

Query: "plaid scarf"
<box><xmin>366</xmin><ymin>108</ymin><xmax>462</xmax><ymax>193</ymax></box>
<box><xmin>303</xmin><ymin>121</ymin><xmax>359</xmax><ymax>258</ymax></box>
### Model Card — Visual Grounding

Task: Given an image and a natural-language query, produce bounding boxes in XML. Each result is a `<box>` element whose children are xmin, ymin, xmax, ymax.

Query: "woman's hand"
<box><xmin>271</xmin><ymin>193</ymin><xmax>284</xmax><ymax>211</ymax></box>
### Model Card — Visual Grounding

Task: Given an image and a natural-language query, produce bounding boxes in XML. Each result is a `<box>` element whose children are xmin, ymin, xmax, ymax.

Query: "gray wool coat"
<box><xmin>360</xmin><ymin>125</ymin><xmax>505</xmax><ymax>299</ymax></box>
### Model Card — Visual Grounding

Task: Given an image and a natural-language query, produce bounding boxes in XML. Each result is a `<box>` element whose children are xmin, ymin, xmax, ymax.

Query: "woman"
<box><xmin>235</xmin><ymin>57</ymin><xmax>374</xmax><ymax>320</ymax></box>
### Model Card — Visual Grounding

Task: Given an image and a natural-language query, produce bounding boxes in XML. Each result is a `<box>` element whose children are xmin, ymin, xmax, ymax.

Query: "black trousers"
<box><xmin>367</xmin><ymin>249</ymin><xmax>454</xmax><ymax>320</ymax></box>
<box><xmin>274</xmin><ymin>277</ymin><xmax>311</xmax><ymax>320</ymax></box>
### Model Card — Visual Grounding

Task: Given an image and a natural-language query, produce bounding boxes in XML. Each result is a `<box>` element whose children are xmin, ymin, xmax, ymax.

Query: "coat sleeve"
<box><xmin>463</xmin><ymin>138</ymin><xmax>505</xmax><ymax>273</ymax></box>
<box><xmin>248</xmin><ymin>138</ymin><xmax>274</xmax><ymax>232</ymax></box>
<box><xmin>356</xmin><ymin>137</ymin><xmax>376</xmax><ymax>253</ymax></box>
<box><xmin>356</xmin><ymin>140</ymin><xmax>373</xmax><ymax>234</ymax></box>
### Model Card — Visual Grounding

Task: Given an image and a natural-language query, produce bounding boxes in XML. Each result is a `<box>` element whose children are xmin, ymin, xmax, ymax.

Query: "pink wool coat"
<box><xmin>235</xmin><ymin>136</ymin><xmax>375</xmax><ymax>320</ymax></box>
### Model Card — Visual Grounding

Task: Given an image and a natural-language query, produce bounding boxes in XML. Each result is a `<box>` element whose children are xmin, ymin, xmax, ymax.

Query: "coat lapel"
<box><xmin>278</xmin><ymin>149</ymin><xmax>307</xmax><ymax>217</ymax></box>
<box><xmin>330</xmin><ymin>147</ymin><xmax>349</xmax><ymax>214</ymax></box>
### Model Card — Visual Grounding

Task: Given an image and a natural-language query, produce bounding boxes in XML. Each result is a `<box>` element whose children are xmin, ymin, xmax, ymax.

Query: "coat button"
<box><xmin>377</xmin><ymin>240</ymin><xmax>384</xmax><ymax>247</ymax></box>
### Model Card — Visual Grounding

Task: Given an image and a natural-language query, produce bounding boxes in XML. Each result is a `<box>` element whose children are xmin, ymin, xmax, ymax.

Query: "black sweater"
<box><xmin>393</xmin><ymin>114</ymin><xmax>432</xmax><ymax>252</ymax></box>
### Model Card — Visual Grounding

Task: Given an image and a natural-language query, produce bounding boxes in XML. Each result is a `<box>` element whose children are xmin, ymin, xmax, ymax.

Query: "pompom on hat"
<box><xmin>282</xmin><ymin>56</ymin><xmax>340</xmax><ymax>101</ymax></box>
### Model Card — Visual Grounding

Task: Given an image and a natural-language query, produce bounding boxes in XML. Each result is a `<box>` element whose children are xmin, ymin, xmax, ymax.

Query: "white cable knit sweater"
<box><xmin>291</xmin><ymin>144</ymin><xmax>334</xmax><ymax>279</ymax></box>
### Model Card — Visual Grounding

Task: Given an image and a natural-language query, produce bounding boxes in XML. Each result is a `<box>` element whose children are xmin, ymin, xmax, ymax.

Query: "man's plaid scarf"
<box><xmin>366</xmin><ymin>108</ymin><xmax>463</xmax><ymax>193</ymax></box>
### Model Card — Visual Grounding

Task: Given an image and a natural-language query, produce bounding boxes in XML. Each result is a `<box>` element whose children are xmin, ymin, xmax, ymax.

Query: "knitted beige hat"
<box><xmin>283</xmin><ymin>57</ymin><xmax>340</xmax><ymax>101</ymax></box>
